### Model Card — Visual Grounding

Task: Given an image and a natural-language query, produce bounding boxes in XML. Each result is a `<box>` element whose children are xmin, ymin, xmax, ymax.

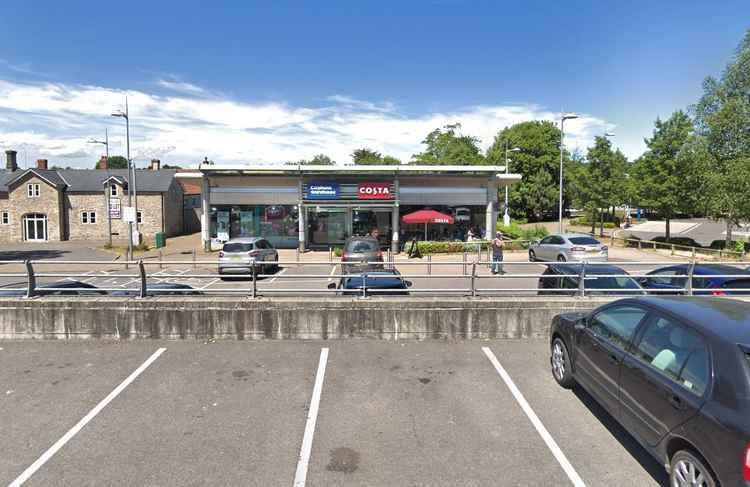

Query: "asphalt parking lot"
<box><xmin>0</xmin><ymin>340</ymin><xmax>669</xmax><ymax>486</ymax></box>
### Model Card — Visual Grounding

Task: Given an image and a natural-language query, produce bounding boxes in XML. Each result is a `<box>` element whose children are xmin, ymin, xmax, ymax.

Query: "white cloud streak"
<box><xmin>0</xmin><ymin>79</ymin><xmax>622</xmax><ymax>168</ymax></box>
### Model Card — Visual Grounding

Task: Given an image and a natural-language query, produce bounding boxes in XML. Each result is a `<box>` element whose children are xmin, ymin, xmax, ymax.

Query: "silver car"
<box><xmin>218</xmin><ymin>237</ymin><xmax>278</xmax><ymax>276</ymax></box>
<box><xmin>528</xmin><ymin>233</ymin><xmax>608</xmax><ymax>262</ymax></box>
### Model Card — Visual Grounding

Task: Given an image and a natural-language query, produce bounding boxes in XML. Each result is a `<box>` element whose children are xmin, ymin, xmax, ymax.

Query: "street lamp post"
<box><xmin>559</xmin><ymin>112</ymin><xmax>579</xmax><ymax>234</ymax></box>
<box><xmin>504</xmin><ymin>141</ymin><xmax>521</xmax><ymax>227</ymax></box>
<box><xmin>112</xmin><ymin>97</ymin><xmax>136</xmax><ymax>261</ymax></box>
<box><xmin>88</xmin><ymin>129</ymin><xmax>112</xmax><ymax>246</ymax></box>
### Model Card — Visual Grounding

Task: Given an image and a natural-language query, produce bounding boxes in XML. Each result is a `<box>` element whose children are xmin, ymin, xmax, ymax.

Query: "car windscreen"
<box><xmin>223</xmin><ymin>243</ymin><xmax>253</xmax><ymax>253</ymax></box>
<box><xmin>343</xmin><ymin>276</ymin><xmax>404</xmax><ymax>288</ymax></box>
<box><xmin>345</xmin><ymin>240</ymin><xmax>378</xmax><ymax>253</ymax></box>
<box><xmin>721</xmin><ymin>279</ymin><xmax>750</xmax><ymax>289</ymax></box>
<box><xmin>568</xmin><ymin>237</ymin><xmax>600</xmax><ymax>245</ymax></box>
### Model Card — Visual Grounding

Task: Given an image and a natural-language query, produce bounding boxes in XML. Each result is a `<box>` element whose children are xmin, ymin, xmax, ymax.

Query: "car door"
<box><xmin>537</xmin><ymin>236</ymin><xmax>555</xmax><ymax>260</ymax></box>
<box><xmin>574</xmin><ymin>305</ymin><xmax>649</xmax><ymax>418</ymax></box>
<box><xmin>619</xmin><ymin>313</ymin><xmax>709</xmax><ymax>447</ymax></box>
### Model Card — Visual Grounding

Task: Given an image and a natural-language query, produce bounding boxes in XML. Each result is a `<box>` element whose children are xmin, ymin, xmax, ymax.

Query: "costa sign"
<box><xmin>357</xmin><ymin>182</ymin><xmax>391</xmax><ymax>199</ymax></box>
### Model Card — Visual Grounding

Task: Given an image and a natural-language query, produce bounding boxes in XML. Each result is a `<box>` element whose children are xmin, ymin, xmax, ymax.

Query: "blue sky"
<box><xmin>0</xmin><ymin>1</ymin><xmax>747</xmax><ymax>167</ymax></box>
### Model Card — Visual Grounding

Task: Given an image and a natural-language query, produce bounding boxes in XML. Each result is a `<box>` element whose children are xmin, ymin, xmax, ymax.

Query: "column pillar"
<box><xmin>297</xmin><ymin>178</ymin><xmax>305</xmax><ymax>251</ymax></box>
<box><xmin>201</xmin><ymin>174</ymin><xmax>210</xmax><ymax>251</ymax></box>
<box><xmin>391</xmin><ymin>177</ymin><xmax>400</xmax><ymax>253</ymax></box>
<box><xmin>485</xmin><ymin>179</ymin><xmax>498</xmax><ymax>240</ymax></box>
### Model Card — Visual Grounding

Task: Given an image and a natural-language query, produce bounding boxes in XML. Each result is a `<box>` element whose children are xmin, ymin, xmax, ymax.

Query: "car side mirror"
<box><xmin>404</xmin><ymin>280</ymin><xmax>413</xmax><ymax>288</ymax></box>
<box><xmin>574</xmin><ymin>318</ymin><xmax>587</xmax><ymax>331</ymax></box>
<box><xmin>327</xmin><ymin>282</ymin><xmax>337</xmax><ymax>290</ymax></box>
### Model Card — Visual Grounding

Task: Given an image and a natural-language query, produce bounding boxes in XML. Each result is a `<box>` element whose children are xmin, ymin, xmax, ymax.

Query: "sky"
<box><xmin>0</xmin><ymin>1</ymin><xmax>747</xmax><ymax>168</ymax></box>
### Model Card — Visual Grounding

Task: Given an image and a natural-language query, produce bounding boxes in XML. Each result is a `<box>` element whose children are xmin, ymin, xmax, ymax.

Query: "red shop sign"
<box><xmin>357</xmin><ymin>182</ymin><xmax>391</xmax><ymax>199</ymax></box>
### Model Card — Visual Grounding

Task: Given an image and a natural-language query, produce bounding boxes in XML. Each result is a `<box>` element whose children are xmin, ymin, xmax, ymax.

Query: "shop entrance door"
<box><xmin>307</xmin><ymin>207</ymin><xmax>349</xmax><ymax>247</ymax></box>
<box><xmin>352</xmin><ymin>208</ymin><xmax>392</xmax><ymax>248</ymax></box>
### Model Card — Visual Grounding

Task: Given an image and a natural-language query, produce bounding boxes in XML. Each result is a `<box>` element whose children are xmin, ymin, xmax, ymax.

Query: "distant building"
<box><xmin>177</xmin><ymin>170</ymin><xmax>202</xmax><ymax>234</ymax></box>
<box><xmin>0</xmin><ymin>150</ymin><xmax>183</xmax><ymax>243</ymax></box>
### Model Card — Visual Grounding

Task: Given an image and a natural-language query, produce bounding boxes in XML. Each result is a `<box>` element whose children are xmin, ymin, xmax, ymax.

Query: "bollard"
<box><xmin>296</xmin><ymin>246</ymin><xmax>300</xmax><ymax>267</ymax></box>
<box><xmin>25</xmin><ymin>260</ymin><xmax>36</xmax><ymax>298</ymax></box>
<box><xmin>692</xmin><ymin>246</ymin><xmax>696</xmax><ymax>259</ymax></box>
<box><xmin>428</xmin><ymin>254</ymin><xmax>432</xmax><ymax>275</ymax></box>
<box><xmin>638</xmin><ymin>240</ymin><xmax>642</xmax><ymax>250</ymax></box>
<box><xmin>362</xmin><ymin>273</ymin><xmax>368</xmax><ymax>299</ymax></box>
<box><xmin>138</xmin><ymin>260</ymin><xmax>147</xmax><ymax>298</ymax></box>
<box><xmin>251</xmin><ymin>263</ymin><xmax>257</xmax><ymax>298</ymax></box>
<box><xmin>671</xmin><ymin>244</ymin><xmax>675</xmax><ymax>256</ymax></box>
<box><xmin>192</xmin><ymin>249</ymin><xmax>197</xmax><ymax>269</ymax></box>
<box><xmin>463</xmin><ymin>251</ymin><xmax>467</xmax><ymax>276</ymax></box>
<box><xmin>329</xmin><ymin>246</ymin><xmax>333</xmax><ymax>263</ymax></box>
<box><xmin>158</xmin><ymin>250</ymin><xmax>163</xmax><ymax>269</ymax></box>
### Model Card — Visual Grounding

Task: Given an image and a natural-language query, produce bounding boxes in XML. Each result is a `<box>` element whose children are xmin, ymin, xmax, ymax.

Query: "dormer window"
<box><xmin>110</xmin><ymin>183</ymin><xmax>118</xmax><ymax>197</ymax></box>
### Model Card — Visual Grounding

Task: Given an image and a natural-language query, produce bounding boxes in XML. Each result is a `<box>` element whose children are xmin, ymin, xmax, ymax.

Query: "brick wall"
<box><xmin>66</xmin><ymin>192</ymin><xmax>167</xmax><ymax>243</ymax></box>
<box><xmin>1</xmin><ymin>175</ymin><xmax>63</xmax><ymax>241</ymax></box>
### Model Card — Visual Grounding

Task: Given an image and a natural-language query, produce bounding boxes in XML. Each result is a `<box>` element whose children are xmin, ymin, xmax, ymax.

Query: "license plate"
<box><xmin>231</xmin><ymin>256</ymin><xmax>242</xmax><ymax>261</ymax></box>
<box><xmin>588</xmin><ymin>249</ymin><xmax>599</xmax><ymax>253</ymax></box>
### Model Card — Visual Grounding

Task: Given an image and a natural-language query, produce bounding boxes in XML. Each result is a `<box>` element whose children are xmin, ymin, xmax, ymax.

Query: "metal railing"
<box><xmin>1</xmin><ymin>257</ymin><xmax>749</xmax><ymax>299</ymax></box>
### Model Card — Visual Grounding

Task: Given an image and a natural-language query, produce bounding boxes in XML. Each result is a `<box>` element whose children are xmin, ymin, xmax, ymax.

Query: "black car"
<box><xmin>550</xmin><ymin>297</ymin><xmax>750</xmax><ymax>487</ymax></box>
<box><xmin>0</xmin><ymin>280</ymin><xmax>107</xmax><ymax>297</ymax></box>
<box><xmin>327</xmin><ymin>270</ymin><xmax>412</xmax><ymax>296</ymax></box>
<box><xmin>538</xmin><ymin>263</ymin><xmax>646</xmax><ymax>296</ymax></box>
<box><xmin>110</xmin><ymin>283</ymin><xmax>203</xmax><ymax>296</ymax></box>
<box><xmin>640</xmin><ymin>264</ymin><xmax>750</xmax><ymax>296</ymax></box>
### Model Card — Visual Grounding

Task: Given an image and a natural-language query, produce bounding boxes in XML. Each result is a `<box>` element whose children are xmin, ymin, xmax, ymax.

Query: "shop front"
<box><xmin>199</xmin><ymin>164</ymin><xmax>521</xmax><ymax>252</ymax></box>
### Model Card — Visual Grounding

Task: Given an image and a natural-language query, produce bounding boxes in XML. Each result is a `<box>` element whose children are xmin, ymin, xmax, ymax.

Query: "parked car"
<box><xmin>218</xmin><ymin>237</ymin><xmax>278</xmax><ymax>276</ymax></box>
<box><xmin>341</xmin><ymin>236</ymin><xmax>383</xmax><ymax>273</ymax></box>
<box><xmin>0</xmin><ymin>280</ymin><xmax>107</xmax><ymax>297</ymax></box>
<box><xmin>327</xmin><ymin>269</ymin><xmax>412</xmax><ymax>296</ymax></box>
<box><xmin>110</xmin><ymin>283</ymin><xmax>204</xmax><ymax>297</ymax></box>
<box><xmin>550</xmin><ymin>296</ymin><xmax>750</xmax><ymax>487</ymax></box>
<box><xmin>639</xmin><ymin>264</ymin><xmax>750</xmax><ymax>296</ymax></box>
<box><xmin>528</xmin><ymin>233</ymin><xmax>608</xmax><ymax>262</ymax></box>
<box><xmin>538</xmin><ymin>264</ymin><xmax>645</xmax><ymax>296</ymax></box>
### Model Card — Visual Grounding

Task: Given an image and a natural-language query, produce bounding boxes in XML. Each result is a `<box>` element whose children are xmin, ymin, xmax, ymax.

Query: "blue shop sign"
<box><xmin>308</xmin><ymin>182</ymin><xmax>339</xmax><ymax>200</ymax></box>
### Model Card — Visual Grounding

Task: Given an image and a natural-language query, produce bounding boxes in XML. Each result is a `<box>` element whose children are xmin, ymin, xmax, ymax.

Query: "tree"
<box><xmin>351</xmin><ymin>148</ymin><xmax>400</xmax><ymax>165</ymax></box>
<box><xmin>692</xmin><ymin>29</ymin><xmax>750</xmax><ymax>244</ymax></box>
<box><xmin>486</xmin><ymin>121</ymin><xmax>566</xmax><ymax>221</ymax></box>
<box><xmin>584</xmin><ymin>136</ymin><xmax>628</xmax><ymax>235</ymax></box>
<box><xmin>310</xmin><ymin>154</ymin><xmax>335</xmax><ymax>165</ymax></box>
<box><xmin>411</xmin><ymin>123</ymin><xmax>485</xmax><ymax>165</ymax></box>
<box><xmin>95</xmin><ymin>155</ymin><xmax>128</xmax><ymax>169</ymax></box>
<box><xmin>631</xmin><ymin>111</ymin><xmax>695</xmax><ymax>240</ymax></box>
<box><xmin>162</xmin><ymin>164</ymin><xmax>182</xmax><ymax>169</ymax></box>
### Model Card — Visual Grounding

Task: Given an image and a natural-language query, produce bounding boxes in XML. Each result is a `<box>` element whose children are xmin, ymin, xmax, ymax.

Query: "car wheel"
<box><xmin>557</xmin><ymin>255</ymin><xmax>566</xmax><ymax>262</ymax></box>
<box><xmin>670</xmin><ymin>450</ymin><xmax>716</xmax><ymax>487</ymax></box>
<box><xmin>529</xmin><ymin>250</ymin><xmax>536</xmax><ymax>262</ymax></box>
<box><xmin>551</xmin><ymin>337</ymin><xmax>574</xmax><ymax>388</ymax></box>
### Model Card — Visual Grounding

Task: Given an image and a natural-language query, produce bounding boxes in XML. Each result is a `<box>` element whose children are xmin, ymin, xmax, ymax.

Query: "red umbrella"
<box><xmin>401</xmin><ymin>209</ymin><xmax>455</xmax><ymax>240</ymax></box>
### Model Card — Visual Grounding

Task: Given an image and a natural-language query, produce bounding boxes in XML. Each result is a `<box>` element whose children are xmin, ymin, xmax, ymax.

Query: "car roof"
<box><xmin>651</xmin><ymin>264</ymin><xmax>750</xmax><ymax>276</ymax></box>
<box><xmin>547</xmin><ymin>263</ymin><xmax>628</xmax><ymax>275</ymax></box>
<box><xmin>345</xmin><ymin>236</ymin><xmax>378</xmax><ymax>242</ymax></box>
<box><xmin>551</xmin><ymin>233</ymin><xmax>599</xmax><ymax>239</ymax></box>
<box><xmin>344</xmin><ymin>270</ymin><xmax>401</xmax><ymax>277</ymax></box>
<box><xmin>225</xmin><ymin>237</ymin><xmax>262</xmax><ymax>243</ymax></box>
<box><xmin>620</xmin><ymin>296</ymin><xmax>750</xmax><ymax>344</ymax></box>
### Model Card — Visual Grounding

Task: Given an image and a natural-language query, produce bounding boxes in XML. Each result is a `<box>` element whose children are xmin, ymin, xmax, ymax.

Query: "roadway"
<box><xmin>0</xmin><ymin>340</ymin><xmax>667</xmax><ymax>486</ymax></box>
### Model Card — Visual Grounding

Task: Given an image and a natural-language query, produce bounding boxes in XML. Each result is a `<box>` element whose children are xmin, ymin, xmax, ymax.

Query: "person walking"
<box><xmin>491</xmin><ymin>231</ymin><xmax>505</xmax><ymax>275</ymax></box>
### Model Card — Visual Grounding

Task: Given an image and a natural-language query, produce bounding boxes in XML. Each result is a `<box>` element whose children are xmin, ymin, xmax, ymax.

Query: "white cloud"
<box><xmin>156</xmin><ymin>77</ymin><xmax>206</xmax><ymax>95</ymax></box>
<box><xmin>0</xmin><ymin>78</ymin><xmax>625</xmax><ymax>169</ymax></box>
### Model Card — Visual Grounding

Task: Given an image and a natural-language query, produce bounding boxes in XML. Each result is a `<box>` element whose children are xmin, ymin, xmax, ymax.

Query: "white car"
<box><xmin>218</xmin><ymin>237</ymin><xmax>278</xmax><ymax>276</ymax></box>
<box><xmin>528</xmin><ymin>233</ymin><xmax>608</xmax><ymax>262</ymax></box>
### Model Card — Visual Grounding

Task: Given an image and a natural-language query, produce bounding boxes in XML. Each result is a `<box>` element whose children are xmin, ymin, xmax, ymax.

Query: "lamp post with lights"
<box><xmin>504</xmin><ymin>142</ymin><xmax>521</xmax><ymax>227</ymax></box>
<box><xmin>88</xmin><ymin>129</ymin><xmax>112</xmax><ymax>246</ymax></box>
<box><xmin>559</xmin><ymin>112</ymin><xmax>579</xmax><ymax>234</ymax></box>
<box><xmin>111</xmin><ymin>98</ymin><xmax>138</xmax><ymax>260</ymax></box>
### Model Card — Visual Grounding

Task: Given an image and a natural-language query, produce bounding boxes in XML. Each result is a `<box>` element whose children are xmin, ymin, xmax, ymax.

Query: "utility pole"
<box><xmin>559</xmin><ymin>112</ymin><xmax>579</xmax><ymax>234</ymax></box>
<box><xmin>88</xmin><ymin>129</ymin><xmax>111</xmax><ymax>246</ymax></box>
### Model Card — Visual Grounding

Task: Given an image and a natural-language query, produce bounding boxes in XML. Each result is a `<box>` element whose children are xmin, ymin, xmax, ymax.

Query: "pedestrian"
<box><xmin>491</xmin><ymin>231</ymin><xmax>505</xmax><ymax>275</ymax></box>
<box><xmin>467</xmin><ymin>228</ymin><xmax>475</xmax><ymax>242</ymax></box>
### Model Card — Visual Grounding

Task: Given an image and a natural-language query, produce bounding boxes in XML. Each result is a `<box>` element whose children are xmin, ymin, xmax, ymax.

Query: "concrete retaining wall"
<box><xmin>0</xmin><ymin>297</ymin><xmax>618</xmax><ymax>340</ymax></box>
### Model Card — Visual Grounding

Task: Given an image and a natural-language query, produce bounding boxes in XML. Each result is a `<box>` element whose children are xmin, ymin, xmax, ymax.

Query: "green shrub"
<box><xmin>652</xmin><ymin>236</ymin><xmax>702</xmax><ymax>248</ymax></box>
<box><xmin>519</xmin><ymin>225</ymin><xmax>549</xmax><ymax>242</ymax></box>
<box><xmin>709</xmin><ymin>240</ymin><xmax>750</xmax><ymax>252</ymax></box>
<box><xmin>333</xmin><ymin>246</ymin><xmax>343</xmax><ymax>257</ymax></box>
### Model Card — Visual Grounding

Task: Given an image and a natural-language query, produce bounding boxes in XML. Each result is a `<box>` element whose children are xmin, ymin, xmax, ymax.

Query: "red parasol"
<box><xmin>401</xmin><ymin>209</ymin><xmax>455</xmax><ymax>240</ymax></box>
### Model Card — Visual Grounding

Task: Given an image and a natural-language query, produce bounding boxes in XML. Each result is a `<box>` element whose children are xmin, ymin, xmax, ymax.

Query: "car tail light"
<box><xmin>571</xmin><ymin>246</ymin><xmax>586</xmax><ymax>252</ymax></box>
<box><xmin>341</xmin><ymin>255</ymin><xmax>349</xmax><ymax>262</ymax></box>
<box><xmin>743</xmin><ymin>442</ymin><xmax>750</xmax><ymax>481</ymax></box>
<box><xmin>711</xmin><ymin>290</ymin><xmax>726</xmax><ymax>296</ymax></box>
<box><xmin>219</xmin><ymin>251</ymin><xmax>224</xmax><ymax>258</ymax></box>
<box><xmin>377</xmin><ymin>250</ymin><xmax>383</xmax><ymax>260</ymax></box>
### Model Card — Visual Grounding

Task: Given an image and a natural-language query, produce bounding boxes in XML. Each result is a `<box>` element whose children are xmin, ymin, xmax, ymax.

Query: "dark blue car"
<box><xmin>640</xmin><ymin>264</ymin><xmax>750</xmax><ymax>296</ymax></box>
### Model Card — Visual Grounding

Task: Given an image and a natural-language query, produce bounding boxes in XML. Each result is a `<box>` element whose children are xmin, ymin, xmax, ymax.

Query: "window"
<box><xmin>1</xmin><ymin>212</ymin><xmax>8</xmax><ymax>225</ymax></box>
<box><xmin>540</xmin><ymin>236</ymin><xmax>555</xmax><ymax>245</ymax></box>
<box><xmin>632</xmin><ymin>315</ymin><xmax>709</xmax><ymax>395</ymax></box>
<box><xmin>136</xmin><ymin>211</ymin><xmax>142</xmax><ymax>224</ymax></box>
<box><xmin>589</xmin><ymin>306</ymin><xmax>648</xmax><ymax>350</ymax></box>
<box><xmin>110</xmin><ymin>184</ymin><xmax>118</xmax><ymax>197</ymax></box>
<box><xmin>81</xmin><ymin>211</ymin><xmax>97</xmax><ymax>224</ymax></box>
<box><xmin>568</xmin><ymin>237</ymin><xmax>601</xmax><ymax>245</ymax></box>
<box><xmin>27</xmin><ymin>183</ymin><xmax>40</xmax><ymax>198</ymax></box>
<box><xmin>647</xmin><ymin>268</ymin><xmax>685</xmax><ymax>286</ymax></box>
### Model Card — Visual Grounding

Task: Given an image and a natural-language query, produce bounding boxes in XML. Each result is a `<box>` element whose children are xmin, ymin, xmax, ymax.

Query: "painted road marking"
<box><xmin>293</xmin><ymin>347</ymin><xmax>329</xmax><ymax>487</ymax></box>
<box><xmin>269</xmin><ymin>267</ymin><xmax>287</xmax><ymax>284</ymax></box>
<box><xmin>8</xmin><ymin>347</ymin><xmax>167</xmax><ymax>487</ymax></box>
<box><xmin>327</xmin><ymin>265</ymin><xmax>337</xmax><ymax>282</ymax></box>
<box><xmin>199</xmin><ymin>278</ymin><xmax>219</xmax><ymax>290</ymax></box>
<box><xmin>482</xmin><ymin>347</ymin><xmax>586</xmax><ymax>487</ymax></box>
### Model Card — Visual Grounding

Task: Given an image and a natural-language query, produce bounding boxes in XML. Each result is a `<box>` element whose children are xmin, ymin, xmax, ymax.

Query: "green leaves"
<box><xmin>95</xmin><ymin>155</ymin><xmax>128</xmax><ymax>169</ymax></box>
<box><xmin>351</xmin><ymin>148</ymin><xmax>400</xmax><ymax>165</ymax></box>
<box><xmin>411</xmin><ymin>123</ymin><xmax>485</xmax><ymax>165</ymax></box>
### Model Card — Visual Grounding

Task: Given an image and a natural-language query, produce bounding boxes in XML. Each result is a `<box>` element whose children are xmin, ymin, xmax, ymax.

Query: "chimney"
<box><xmin>36</xmin><ymin>159</ymin><xmax>48</xmax><ymax>170</ymax></box>
<box><xmin>99</xmin><ymin>155</ymin><xmax>108</xmax><ymax>170</ymax></box>
<box><xmin>5</xmin><ymin>150</ymin><xmax>18</xmax><ymax>172</ymax></box>
<box><xmin>150</xmin><ymin>159</ymin><xmax>161</xmax><ymax>170</ymax></box>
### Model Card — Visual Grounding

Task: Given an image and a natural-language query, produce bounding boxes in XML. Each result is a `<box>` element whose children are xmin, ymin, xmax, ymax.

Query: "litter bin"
<box><xmin>155</xmin><ymin>232</ymin><xmax>166</xmax><ymax>249</ymax></box>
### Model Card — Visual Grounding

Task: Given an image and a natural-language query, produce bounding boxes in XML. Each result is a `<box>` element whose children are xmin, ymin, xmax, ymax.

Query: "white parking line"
<box><xmin>293</xmin><ymin>347</ymin><xmax>329</xmax><ymax>487</ymax></box>
<box><xmin>482</xmin><ymin>347</ymin><xmax>586</xmax><ymax>487</ymax></box>
<box><xmin>269</xmin><ymin>267</ymin><xmax>287</xmax><ymax>284</ymax></box>
<box><xmin>199</xmin><ymin>278</ymin><xmax>219</xmax><ymax>290</ymax></box>
<box><xmin>8</xmin><ymin>347</ymin><xmax>166</xmax><ymax>487</ymax></box>
<box><xmin>327</xmin><ymin>265</ymin><xmax>337</xmax><ymax>282</ymax></box>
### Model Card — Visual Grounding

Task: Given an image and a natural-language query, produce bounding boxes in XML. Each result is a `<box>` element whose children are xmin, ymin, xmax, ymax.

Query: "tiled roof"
<box><xmin>0</xmin><ymin>168</ymin><xmax>177</xmax><ymax>193</ymax></box>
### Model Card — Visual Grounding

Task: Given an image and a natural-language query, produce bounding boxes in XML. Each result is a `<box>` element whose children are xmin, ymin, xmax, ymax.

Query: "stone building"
<box><xmin>0</xmin><ymin>150</ymin><xmax>183</xmax><ymax>243</ymax></box>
